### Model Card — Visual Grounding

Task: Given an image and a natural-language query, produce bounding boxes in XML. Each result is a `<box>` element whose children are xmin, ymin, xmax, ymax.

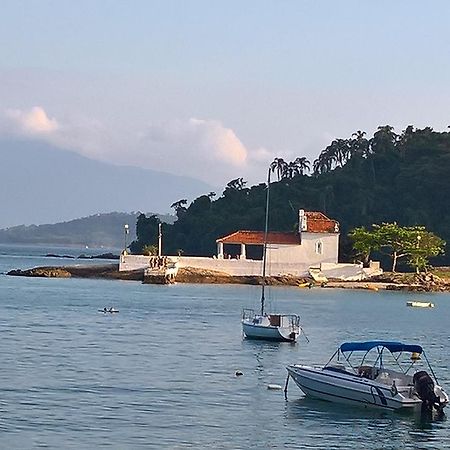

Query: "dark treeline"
<box><xmin>130</xmin><ymin>125</ymin><xmax>450</xmax><ymax>267</ymax></box>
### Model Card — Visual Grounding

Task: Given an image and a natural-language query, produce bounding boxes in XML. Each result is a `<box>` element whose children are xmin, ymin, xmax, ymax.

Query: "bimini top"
<box><xmin>340</xmin><ymin>341</ymin><xmax>423</xmax><ymax>354</ymax></box>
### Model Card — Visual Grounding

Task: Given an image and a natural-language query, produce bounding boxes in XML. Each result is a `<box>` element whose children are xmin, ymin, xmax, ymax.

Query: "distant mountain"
<box><xmin>0</xmin><ymin>212</ymin><xmax>175</xmax><ymax>248</ymax></box>
<box><xmin>0</xmin><ymin>139</ymin><xmax>215</xmax><ymax>228</ymax></box>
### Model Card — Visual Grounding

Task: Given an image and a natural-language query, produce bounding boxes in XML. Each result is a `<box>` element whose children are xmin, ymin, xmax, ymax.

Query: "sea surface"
<box><xmin>0</xmin><ymin>245</ymin><xmax>449</xmax><ymax>449</ymax></box>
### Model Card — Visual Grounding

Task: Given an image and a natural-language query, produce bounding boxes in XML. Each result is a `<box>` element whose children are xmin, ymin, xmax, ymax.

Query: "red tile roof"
<box><xmin>304</xmin><ymin>211</ymin><xmax>339</xmax><ymax>233</ymax></box>
<box><xmin>216</xmin><ymin>211</ymin><xmax>339</xmax><ymax>244</ymax></box>
<box><xmin>217</xmin><ymin>230</ymin><xmax>300</xmax><ymax>245</ymax></box>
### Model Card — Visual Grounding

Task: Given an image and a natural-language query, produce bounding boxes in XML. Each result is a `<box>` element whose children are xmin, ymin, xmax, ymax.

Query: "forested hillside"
<box><xmin>132</xmin><ymin>126</ymin><xmax>450</xmax><ymax>266</ymax></box>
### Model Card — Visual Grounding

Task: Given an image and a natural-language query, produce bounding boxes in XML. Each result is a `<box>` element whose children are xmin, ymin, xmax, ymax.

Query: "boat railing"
<box><xmin>242</xmin><ymin>308</ymin><xmax>255</xmax><ymax>320</ymax></box>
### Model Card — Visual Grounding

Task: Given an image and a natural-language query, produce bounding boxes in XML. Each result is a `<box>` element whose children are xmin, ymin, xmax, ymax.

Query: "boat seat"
<box><xmin>358</xmin><ymin>366</ymin><xmax>379</xmax><ymax>380</ymax></box>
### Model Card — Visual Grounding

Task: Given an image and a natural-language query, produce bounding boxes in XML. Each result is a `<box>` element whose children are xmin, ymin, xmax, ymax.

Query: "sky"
<box><xmin>1</xmin><ymin>0</ymin><xmax>450</xmax><ymax>187</ymax></box>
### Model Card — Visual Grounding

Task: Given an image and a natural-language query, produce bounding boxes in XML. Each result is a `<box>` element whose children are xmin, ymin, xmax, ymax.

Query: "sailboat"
<box><xmin>241</xmin><ymin>169</ymin><xmax>301</xmax><ymax>342</ymax></box>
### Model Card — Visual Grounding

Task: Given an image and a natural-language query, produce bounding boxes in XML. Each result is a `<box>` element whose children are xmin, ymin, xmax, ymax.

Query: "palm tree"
<box><xmin>370</xmin><ymin>125</ymin><xmax>398</xmax><ymax>155</ymax></box>
<box><xmin>330</xmin><ymin>139</ymin><xmax>351</xmax><ymax>167</ymax></box>
<box><xmin>313</xmin><ymin>154</ymin><xmax>332</xmax><ymax>175</ymax></box>
<box><xmin>349</xmin><ymin>130</ymin><xmax>370</xmax><ymax>159</ymax></box>
<box><xmin>313</xmin><ymin>145</ymin><xmax>335</xmax><ymax>175</ymax></box>
<box><xmin>270</xmin><ymin>158</ymin><xmax>287</xmax><ymax>181</ymax></box>
<box><xmin>284</xmin><ymin>161</ymin><xmax>301</xmax><ymax>179</ymax></box>
<box><xmin>293</xmin><ymin>157</ymin><xmax>310</xmax><ymax>175</ymax></box>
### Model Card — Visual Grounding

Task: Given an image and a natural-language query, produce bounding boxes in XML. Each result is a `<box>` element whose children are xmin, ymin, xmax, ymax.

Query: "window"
<box><xmin>315</xmin><ymin>240</ymin><xmax>323</xmax><ymax>255</ymax></box>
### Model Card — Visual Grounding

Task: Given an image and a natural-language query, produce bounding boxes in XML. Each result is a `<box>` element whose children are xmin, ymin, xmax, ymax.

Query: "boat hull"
<box><xmin>242</xmin><ymin>321</ymin><xmax>297</xmax><ymax>342</ymax></box>
<box><xmin>406</xmin><ymin>301</ymin><xmax>434</xmax><ymax>308</ymax></box>
<box><xmin>286</xmin><ymin>365</ymin><xmax>421</xmax><ymax>411</ymax></box>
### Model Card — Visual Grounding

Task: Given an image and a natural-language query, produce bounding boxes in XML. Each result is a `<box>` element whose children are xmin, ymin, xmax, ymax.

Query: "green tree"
<box><xmin>129</xmin><ymin>213</ymin><xmax>161</xmax><ymax>254</ymax></box>
<box><xmin>348</xmin><ymin>226</ymin><xmax>379</xmax><ymax>265</ymax></box>
<box><xmin>405</xmin><ymin>229</ymin><xmax>445</xmax><ymax>273</ymax></box>
<box><xmin>170</xmin><ymin>199</ymin><xmax>188</xmax><ymax>218</ymax></box>
<box><xmin>350</xmin><ymin>223</ymin><xmax>446</xmax><ymax>272</ymax></box>
<box><xmin>270</xmin><ymin>158</ymin><xmax>287</xmax><ymax>181</ymax></box>
<box><xmin>142</xmin><ymin>244</ymin><xmax>158</xmax><ymax>256</ymax></box>
<box><xmin>294</xmin><ymin>157</ymin><xmax>310</xmax><ymax>175</ymax></box>
<box><xmin>225</xmin><ymin>178</ymin><xmax>246</xmax><ymax>190</ymax></box>
<box><xmin>373</xmin><ymin>223</ymin><xmax>412</xmax><ymax>272</ymax></box>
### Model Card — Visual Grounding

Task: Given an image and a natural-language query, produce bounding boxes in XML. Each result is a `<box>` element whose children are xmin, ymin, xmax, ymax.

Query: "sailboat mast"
<box><xmin>261</xmin><ymin>168</ymin><xmax>271</xmax><ymax>316</ymax></box>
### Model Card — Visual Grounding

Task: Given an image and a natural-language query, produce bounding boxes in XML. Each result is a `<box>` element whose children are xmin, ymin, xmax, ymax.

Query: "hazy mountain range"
<box><xmin>0</xmin><ymin>211</ymin><xmax>175</xmax><ymax>249</ymax></box>
<box><xmin>0</xmin><ymin>139</ymin><xmax>215</xmax><ymax>228</ymax></box>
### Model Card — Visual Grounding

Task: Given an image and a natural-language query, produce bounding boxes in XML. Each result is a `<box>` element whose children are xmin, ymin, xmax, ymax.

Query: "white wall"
<box><xmin>119</xmin><ymin>254</ymin><xmax>373</xmax><ymax>279</ymax></box>
<box><xmin>120</xmin><ymin>254</ymin><xmax>311</xmax><ymax>276</ymax></box>
<box><xmin>119</xmin><ymin>233</ymin><xmax>339</xmax><ymax>277</ymax></box>
<box><xmin>264</xmin><ymin>232</ymin><xmax>338</xmax><ymax>265</ymax></box>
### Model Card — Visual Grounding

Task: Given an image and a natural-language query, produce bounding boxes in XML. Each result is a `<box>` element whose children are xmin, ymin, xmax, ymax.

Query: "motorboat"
<box><xmin>286</xmin><ymin>340</ymin><xmax>448</xmax><ymax>412</ymax></box>
<box><xmin>406</xmin><ymin>301</ymin><xmax>434</xmax><ymax>308</ymax></box>
<box><xmin>241</xmin><ymin>168</ymin><xmax>301</xmax><ymax>342</ymax></box>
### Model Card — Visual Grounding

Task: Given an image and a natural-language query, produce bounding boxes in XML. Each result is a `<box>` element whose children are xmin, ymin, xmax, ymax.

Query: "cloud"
<box><xmin>140</xmin><ymin>118</ymin><xmax>248</xmax><ymax>168</ymax></box>
<box><xmin>6</xmin><ymin>106</ymin><xmax>59</xmax><ymax>134</ymax></box>
<box><xmin>1</xmin><ymin>106</ymin><xmax>275</xmax><ymax>186</ymax></box>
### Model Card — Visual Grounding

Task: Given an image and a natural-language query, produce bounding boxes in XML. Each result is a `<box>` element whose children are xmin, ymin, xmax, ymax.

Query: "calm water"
<box><xmin>0</xmin><ymin>246</ymin><xmax>449</xmax><ymax>449</ymax></box>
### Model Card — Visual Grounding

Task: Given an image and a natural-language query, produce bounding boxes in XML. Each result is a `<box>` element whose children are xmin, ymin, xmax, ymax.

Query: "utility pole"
<box><xmin>124</xmin><ymin>224</ymin><xmax>129</xmax><ymax>254</ymax></box>
<box><xmin>158</xmin><ymin>223</ymin><xmax>162</xmax><ymax>256</ymax></box>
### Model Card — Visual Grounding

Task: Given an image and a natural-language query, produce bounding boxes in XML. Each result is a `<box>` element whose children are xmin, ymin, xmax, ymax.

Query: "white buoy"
<box><xmin>267</xmin><ymin>384</ymin><xmax>283</xmax><ymax>390</ymax></box>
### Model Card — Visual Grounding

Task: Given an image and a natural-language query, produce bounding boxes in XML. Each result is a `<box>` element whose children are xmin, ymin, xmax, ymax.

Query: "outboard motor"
<box><xmin>413</xmin><ymin>371</ymin><xmax>442</xmax><ymax>412</ymax></box>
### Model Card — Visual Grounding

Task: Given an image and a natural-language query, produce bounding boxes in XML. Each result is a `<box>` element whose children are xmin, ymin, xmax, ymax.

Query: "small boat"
<box><xmin>286</xmin><ymin>340</ymin><xmax>448</xmax><ymax>412</ymax></box>
<box><xmin>242</xmin><ymin>310</ymin><xmax>301</xmax><ymax>342</ymax></box>
<box><xmin>406</xmin><ymin>301</ymin><xmax>434</xmax><ymax>308</ymax></box>
<box><xmin>98</xmin><ymin>308</ymin><xmax>119</xmax><ymax>313</ymax></box>
<box><xmin>241</xmin><ymin>169</ymin><xmax>301</xmax><ymax>343</ymax></box>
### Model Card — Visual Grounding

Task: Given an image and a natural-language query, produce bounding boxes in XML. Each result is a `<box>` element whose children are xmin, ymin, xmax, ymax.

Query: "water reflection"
<box><xmin>284</xmin><ymin>395</ymin><xmax>448</xmax><ymax>449</ymax></box>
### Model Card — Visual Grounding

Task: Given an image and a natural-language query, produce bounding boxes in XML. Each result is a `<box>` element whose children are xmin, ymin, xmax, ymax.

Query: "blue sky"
<box><xmin>1</xmin><ymin>0</ymin><xmax>450</xmax><ymax>186</ymax></box>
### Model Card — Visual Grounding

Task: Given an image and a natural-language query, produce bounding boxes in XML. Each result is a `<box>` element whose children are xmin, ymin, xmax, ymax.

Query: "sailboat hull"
<box><xmin>242</xmin><ymin>322</ymin><xmax>296</xmax><ymax>342</ymax></box>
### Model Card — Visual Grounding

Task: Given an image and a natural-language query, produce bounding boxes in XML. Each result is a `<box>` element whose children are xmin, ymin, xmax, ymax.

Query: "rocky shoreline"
<box><xmin>6</xmin><ymin>263</ymin><xmax>450</xmax><ymax>292</ymax></box>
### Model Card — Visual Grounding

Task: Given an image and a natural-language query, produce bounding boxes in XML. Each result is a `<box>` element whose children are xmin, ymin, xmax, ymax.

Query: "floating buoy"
<box><xmin>267</xmin><ymin>384</ymin><xmax>283</xmax><ymax>390</ymax></box>
<box><xmin>235</xmin><ymin>370</ymin><xmax>243</xmax><ymax>377</ymax></box>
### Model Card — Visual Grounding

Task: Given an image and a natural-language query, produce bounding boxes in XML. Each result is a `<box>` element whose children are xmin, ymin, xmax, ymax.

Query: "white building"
<box><xmin>216</xmin><ymin>210</ymin><xmax>339</xmax><ymax>268</ymax></box>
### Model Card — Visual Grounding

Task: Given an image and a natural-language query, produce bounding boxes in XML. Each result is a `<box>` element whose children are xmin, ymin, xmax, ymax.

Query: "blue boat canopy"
<box><xmin>340</xmin><ymin>341</ymin><xmax>423</xmax><ymax>354</ymax></box>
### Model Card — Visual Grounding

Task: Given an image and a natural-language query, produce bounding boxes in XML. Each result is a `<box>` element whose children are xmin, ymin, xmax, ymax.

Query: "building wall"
<box><xmin>264</xmin><ymin>232</ymin><xmax>338</xmax><ymax>265</ymax></box>
<box><xmin>119</xmin><ymin>254</ymin><xmax>374</xmax><ymax>279</ymax></box>
<box><xmin>120</xmin><ymin>254</ymin><xmax>312</xmax><ymax>276</ymax></box>
<box><xmin>120</xmin><ymin>232</ymin><xmax>338</xmax><ymax>276</ymax></box>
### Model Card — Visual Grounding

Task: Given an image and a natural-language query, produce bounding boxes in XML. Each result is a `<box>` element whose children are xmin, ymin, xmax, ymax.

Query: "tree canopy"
<box><xmin>349</xmin><ymin>223</ymin><xmax>445</xmax><ymax>272</ymax></box>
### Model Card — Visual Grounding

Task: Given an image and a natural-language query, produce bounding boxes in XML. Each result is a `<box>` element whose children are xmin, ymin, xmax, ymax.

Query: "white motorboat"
<box><xmin>241</xmin><ymin>169</ymin><xmax>301</xmax><ymax>343</ymax></box>
<box><xmin>286</xmin><ymin>341</ymin><xmax>448</xmax><ymax>412</ymax></box>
